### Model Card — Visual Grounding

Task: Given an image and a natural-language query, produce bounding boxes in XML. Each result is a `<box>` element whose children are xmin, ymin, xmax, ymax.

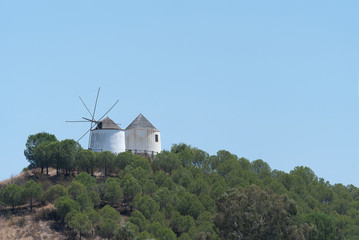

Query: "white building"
<box><xmin>89</xmin><ymin>117</ymin><xmax>126</xmax><ymax>154</ymax></box>
<box><xmin>125</xmin><ymin>114</ymin><xmax>161</xmax><ymax>157</ymax></box>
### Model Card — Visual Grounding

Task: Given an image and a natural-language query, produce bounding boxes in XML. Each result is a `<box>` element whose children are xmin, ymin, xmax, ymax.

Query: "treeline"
<box><xmin>0</xmin><ymin>132</ymin><xmax>358</xmax><ymax>239</ymax></box>
<box><xmin>24</xmin><ymin>132</ymin><xmax>141</xmax><ymax>176</ymax></box>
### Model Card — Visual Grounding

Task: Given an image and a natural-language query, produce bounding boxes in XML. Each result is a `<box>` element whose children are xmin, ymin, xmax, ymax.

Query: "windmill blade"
<box><xmin>82</xmin><ymin>117</ymin><xmax>98</xmax><ymax>123</ymax></box>
<box><xmin>77</xmin><ymin>125</ymin><xmax>97</xmax><ymax>142</ymax></box>
<box><xmin>66</xmin><ymin>120</ymin><xmax>90</xmax><ymax>122</ymax></box>
<box><xmin>91</xmin><ymin>87</ymin><xmax>100</xmax><ymax>126</ymax></box>
<box><xmin>79</xmin><ymin>96</ymin><xmax>93</xmax><ymax>118</ymax></box>
<box><xmin>97</xmin><ymin>100</ymin><xmax>119</xmax><ymax>122</ymax></box>
<box><xmin>89</xmin><ymin>87</ymin><xmax>100</xmax><ymax>149</ymax></box>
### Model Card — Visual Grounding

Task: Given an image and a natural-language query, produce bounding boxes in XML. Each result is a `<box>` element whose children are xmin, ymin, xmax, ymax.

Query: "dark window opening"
<box><xmin>155</xmin><ymin>134</ymin><xmax>159</xmax><ymax>142</ymax></box>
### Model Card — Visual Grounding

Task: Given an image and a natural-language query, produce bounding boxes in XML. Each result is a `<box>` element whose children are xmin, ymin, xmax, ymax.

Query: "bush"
<box><xmin>34</xmin><ymin>208</ymin><xmax>57</xmax><ymax>221</ymax></box>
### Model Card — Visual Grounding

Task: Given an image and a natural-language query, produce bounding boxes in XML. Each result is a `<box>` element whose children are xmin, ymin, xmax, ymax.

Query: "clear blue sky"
<box><xmin>0</xmin><ymin>1</ymin><xmax>358</xmax><ymax>185</ymax></box>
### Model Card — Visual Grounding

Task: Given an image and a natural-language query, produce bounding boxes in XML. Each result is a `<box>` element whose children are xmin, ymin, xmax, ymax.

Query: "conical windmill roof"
<box><xmin>126</xmin><ymin>114</ymin><xmax>158</xmax><ymax>130</ymax></box>
<box><xmin>94</xmin><ymin>117</ymin><xmax>122</xmax><ymax>130</ymax></box>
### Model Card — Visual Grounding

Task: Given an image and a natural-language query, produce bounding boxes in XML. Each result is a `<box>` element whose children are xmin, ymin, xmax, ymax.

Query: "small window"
<box><xmin>155</xmin><ymin>134</ymin><xmax>159</xmax><ymax>142</ymax></box>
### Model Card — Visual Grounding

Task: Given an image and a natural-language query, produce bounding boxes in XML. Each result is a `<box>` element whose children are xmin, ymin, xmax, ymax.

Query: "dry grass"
<box><xmin>0</xmin><ymin>214</ymin><xmax>66</xmax><ymax>240</ymax></box>
<box><xmin>0</xmin><ymin>168</ymin><xmax>60</xmax><ymax>186</ymax></box>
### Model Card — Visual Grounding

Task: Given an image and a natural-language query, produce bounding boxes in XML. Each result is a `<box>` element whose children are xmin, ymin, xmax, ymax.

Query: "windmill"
<box><xmin>66</xmin><ymin>87</ymin><xmax>124</xmax><ymax>153</ymax></box>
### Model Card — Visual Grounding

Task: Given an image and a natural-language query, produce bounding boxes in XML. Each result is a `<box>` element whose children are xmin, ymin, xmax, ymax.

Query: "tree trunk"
<box><xmin>41</xmin><ymin>166</ymin><xmax>44</xmax><ymax>174</ymax></box>
<box><xmin>30</xmin><ymin>198</ymin><xmax>33</xmax><ymax>212</ymax></box>
<box><xmin>46</xmin><ymin>166</ymin><xmax>49</xmax><ymax>175</ymax></box>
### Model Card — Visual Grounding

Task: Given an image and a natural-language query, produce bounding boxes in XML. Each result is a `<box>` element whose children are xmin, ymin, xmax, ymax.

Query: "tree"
<box><xmin>85</xmin><ymin>208</ymin><xmax>101</xmax><ymax>226</ymax></box>
<box><xmin>68</xmin><ymin>212</ymin><xmax>93</xmax><ymax>240</ymax></box>
<box><xmin>170</xmin><ymin>212</ymin><xmax>196</xmax><ymax>235</ymax></box>
<box><xmin>135</xmin><ymin>231</ymin><xmax>154</xmax><ymax>240</ymax></box>
<box><xmin>171</xmin><ymin>168</ymin><xmax>192</xmax><ymax>188</ymax></box>
<box><xmin>152</xmin><ymin>151</ymin><xmax>181</xmax><ymax>174</ymax></box>
<box><xmin>105</xmin><ymin>177</ymin><xmax>123</xmax><ymax>205</ymax></box>
<box><xmin>153</xmin><ymin>171</ymin><xmax>169</xmax><ymax>187</ymax></box>
<box><xmin>54</xmin><ymin>196</ymin><xmax>80</xmax><ymax>222</ymax></box>
<box><xmin>305</xmin><ymin>212</ymin><xmax>335</xmax><ymax>240</ymax></box>
<box><xmin>115</xmin><ymin>223</ymin><xmax>139</xmax><ymax>240</ymax></box>
<box><xmin>96</xmin><ymin>151</ymin><xmax>116</xmax><ymax>176</ymax></box>
<box><xmin>59</xmin><ymin>139</ymin><xmax>81</xmax><ymax>175</ymax></box>
<box><xmin>77</xmin><ymin>193</ymin><xmax>93</xmax><ymax>211</ymax></box>
<box><xmin>121</xmin><ymin>174</ymin><xmax>141</xmax><ymax>202</ymax></box>
<box><xmin>74</xmin><ymin>172</ymin><xmax>97</xmax><ymax>189</ymax></box>
<box><xmin>177</xmin><ymin>192</ymin><xmax>204</xmax><ymax>219</ymax></box>
<box><xmin>76</xmin><ymin>149</ymin><xmax>96</xmax><ymax>174</ymax></box>
<box><xmin>67</xmin><ymin>181</ymin><xmax>87</xmax><ymax>200</ymax></box>
<box><xmin>3</xmin><ymin>184</ymin><xmax>22</xmax><ymax>212</ymax></box>
<box><xmin>193</xmin><ymin>148</ymin><xmax>210</xmax><ymax>171</ymax></box>
<box><xmin>98</xmin><ymin>205</ymin><xmax>121</xmax><ymax>239</ymax></box>
<box><xmin>142</xmin><ymin>179</ymin><xmax>157</xmax><ymax>196</ymax></box>
<box><xmin>116</xmin><ymin>151</ymin><xmax>133</xmax><ymax>170</ymax></box>
<box><xmin>0</xmin><ymin>188</ymin><xmax>5</xmax><ymax>209</ymax></box>
<box><xmin>171</xmin><ymin>143</ymin><xmax>194</xmax><ymax>167</ymax></box>
<box><xmin>99</xmin><ymin>205</ymin><xmax>121</xmax><ymax>222</ymax></box>
<box><xmin>33</xmin><ymin>141</ymin><xmax>54</xmax><ymax>174</ymax></box>
<box><xmin>290</xmin><ymin>166</ymin><xmax>318</xmax><ymax>186</ymax></box>
<box><xmin>251</xmin><ymin>159</ymin><xmax>271</xmax><ymax>179</ymax></box>
<box><xmin>22</xmin><ymin>180</ymin><xmax>43</xmax><ymax>211</ymax></box>
<box><xmin>128</xmin><ymin>210</ymin><xmax>147</xmax><ymax>232</ymax></box>
<box><xmin>133</xmin><ymin>195</ymin><xmax>160</xmax><ymax>219</ymax></box>
<box><xmin>43</xmin><ymin>141</ymin><xmax>62</xmax><ymax>175</ymax></box>
<box><xmin>148</xmin><ymin>222</ymin><xmax>177</xmax><ymax>240</ymax></box>
<box><xmin>88</xmin><ymin>189</ymin><xmax>101</xmax><ymax>207</ymax></box>
<box><xmin>214</xmin><ymin>185</ymin><xmax>308</xmax><ymax>240</ymax></box>
<box><xmin>24</xmin><ymin>132</ymin><xmax>57</xmax><ymax>168</ymax></box>
<box><xmin>210</xmin><ymin>150</ymin><xmax>238</xmax><ymax>170</ymax></box>
<box><xmin>44</xmin><ymin>184</ymin><xmax>66</xmax><ymax>203</ymax></box>
<box><xmin>153</xmin><ymin>187</ymin><xmax>173</xmax><ymax>209</ymax></box>
<box><xmin>178</xmin><ymin>233</ymin><xmax>192</xmax><ymax>240</ymax></box>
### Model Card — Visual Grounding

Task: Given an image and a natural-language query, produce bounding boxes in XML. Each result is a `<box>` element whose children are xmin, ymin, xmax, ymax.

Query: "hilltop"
<box><xmin>1</xmin><ymin>133</ymin><xmax>359</xmax><ymax>239</ymax></box>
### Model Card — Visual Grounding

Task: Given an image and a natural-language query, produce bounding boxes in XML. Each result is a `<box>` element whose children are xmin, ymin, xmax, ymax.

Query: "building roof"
<box><xmin>126</xmin><ymin>114</ymin><xmax>158</xmax><ymax>130</ymax></box>
<box><xmin>94</xmin><ymin>117</ymin><xmax>123</xmax><ymax>130</ymax></box>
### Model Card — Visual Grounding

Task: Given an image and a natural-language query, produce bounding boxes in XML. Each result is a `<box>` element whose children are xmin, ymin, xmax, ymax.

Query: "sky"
<box><xmin>0</xmin><ymin>1</ymin><xmax>358</xmax><ymax>185</ymax></box>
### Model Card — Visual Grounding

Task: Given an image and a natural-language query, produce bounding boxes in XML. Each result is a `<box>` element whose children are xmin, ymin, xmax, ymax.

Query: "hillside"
<box><xmin>1</xmin><ymin>138</ymin><xmax>359</xmax><ymax>239</ymax></box>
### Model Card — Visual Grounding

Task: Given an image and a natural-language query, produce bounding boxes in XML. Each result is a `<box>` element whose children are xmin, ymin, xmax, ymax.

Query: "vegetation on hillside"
<box><xmin>1</xmin><ymin>131</ymin><xmax>359</xmax><ymax>239</ymax></box>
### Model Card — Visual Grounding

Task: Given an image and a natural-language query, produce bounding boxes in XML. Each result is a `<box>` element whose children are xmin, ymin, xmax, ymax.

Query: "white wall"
<box><xmin>90</xmin><ymin>129</ymin><xmax>126</xmax><ymax>154</ymax></box>
<box><xmin>125</xmin><ymin>129</ymin><xmax>161</xmax><ymax>155</ymax></box>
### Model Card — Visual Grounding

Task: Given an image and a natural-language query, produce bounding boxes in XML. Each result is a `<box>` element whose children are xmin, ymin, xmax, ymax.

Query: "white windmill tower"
<box><xmin>125</xmin><ymin>113</ymin><xmax>161</xmax><ymax>157</ymax></box>
<box><xmin>67</xmin><ymin>88</ymin><xmax>126</xmax><ymax>154</ymax></box>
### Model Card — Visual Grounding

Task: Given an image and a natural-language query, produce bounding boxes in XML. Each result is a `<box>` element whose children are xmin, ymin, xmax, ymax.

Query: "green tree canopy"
<box><xmin>3</xmin><ymin>184</ymin><xmax>22</xmax><ymax>212</ymax></box>
<box><xmin>67</xmin><ymin>181</ymin><xmax>87</xmax><ymax>200</ymax></box>
<box><xmin>24</xmin><ymin>132</ymin><xmax>57</xmax><ymax>167</ymax></box>
<box><xmin>96</xmin><ymin>151</ymin><xmax>116</xmax><ymax>176</ymax></box>
<box><xmin>76</xmin><ymin>149</ymin><xmax>96</xmax><ymax>174</ymax></box>
<box><xmin>133</xmin><ymin>195</ymin><xmax>160</xmax><ymax>219</ymax></box>
<box><xmin>104</xmin><ymin>177</ymin><xmax>123</xmax><ymax>205</ymax></box>
<box><xmin>44</xmin><ymin>184</ymin><xmax>67</xmax><ymax>203</ymax></box>
<box><xmin>74</xmin><ymin>172</ymin><xmax>97</xmax><ymax>189</ymax></box>
<box><xmin>59</xmin><ymin>139</ymin><xmax>82</xmax><ymax>175</ymax></box>
<box><xmin>68</xmin><ymin>212</ymin><xmax>93</xmax><ymax>239</ymax></box>
<box><xmin>21</xmin><ymin>180</ymin><xmax>43</xmax><ymax>211</ymax></box>
<box><xmin>54</xmin><ymin>196</ymin><xmax>80</xmax><ymax>221</ymax></box>
<box><xmin>98</xmin><ymin>205</ymin><xmax>121</xmax><ymax>239</ymax></box>
<box><xmin>121</xmin><ymin>174</ymin><xmax>141</xmax><ymax>202</ymax></box>
<box><xmin>152</xmin><ymin>151</ymin><xmax>181</xmax><ymax>174</ymax></box>
<box><xmin>214</xmin><ymin>185</ymin><xmax>308</xmax><ymax>240</ymax></box>
<box><xmin>305</xmin><ymin>212</ymin><xmax>335</xmax><ymax>240</ymax></box>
